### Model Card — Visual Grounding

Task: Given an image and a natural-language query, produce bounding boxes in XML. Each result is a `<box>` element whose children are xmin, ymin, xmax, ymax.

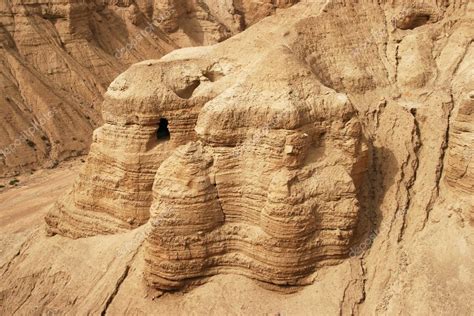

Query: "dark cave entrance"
<box><xmin>156</xmin><ymin>118</ymin><xmax>170</xmax><ymax>141</ymax></box>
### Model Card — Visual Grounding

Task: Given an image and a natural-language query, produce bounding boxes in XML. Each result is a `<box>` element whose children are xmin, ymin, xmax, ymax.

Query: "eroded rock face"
<box><xmin>46</xmin><ymin>1</ymin><xmax>368</xmax><ymax>287</ymax></box>
<box><xmin>152</xmin><ymin>0</ymin><xmax>299</xmax><ymax>39</ymax></box>
<box><xmin>441</xmin><ymin>35</ymin><xmax>474</xmax><ymax>225</ymax></box>
<box><xmin>144</xmin><ymin>52</ymin><xmax>367</xmax><ymax>289</ymax></box>
<box><xmin>0</xmin><ymin>0</ymin><xmax>296</xmax><ymax>178</ymax></box>
<box><xmin>0</xmin><ymin>0</ymin><xmax>172</xmax><ymax>177</ymax></box>
<box><xmin>45</xmin><ymin>0</ymin><xmax>473</xmax><ymax>295</ymax></box>
<box><xmin>45</xmin><ymin>57</ymin><xmax>215</xmax><ymax>237</ymax></box>
<box><xmin>444</xmin><ymin>92</ymin><xmax>474</xmax><ymax>223</ymax></box>
<box><xmin>447</xmin><ymin>93</ymin><xmax>474</xmax><ymax>192</ymax></box>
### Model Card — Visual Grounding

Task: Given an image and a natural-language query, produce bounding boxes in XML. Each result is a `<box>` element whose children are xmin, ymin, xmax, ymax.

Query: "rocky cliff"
<box><xmin>0</xmin><ymin>0</ymin><xmax>295</xmax><ymax>178</ymax></box>
<box><xmin>1</xmin><ymin>0</ymin><xmax>473</xmax><ymax>314</ymax></box>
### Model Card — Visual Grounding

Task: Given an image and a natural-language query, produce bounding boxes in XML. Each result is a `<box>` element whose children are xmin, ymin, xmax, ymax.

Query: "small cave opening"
<box><xmin>156</xmin><ymin>118</ymin><xmax>170</xmax><ymax>141</ymax></box>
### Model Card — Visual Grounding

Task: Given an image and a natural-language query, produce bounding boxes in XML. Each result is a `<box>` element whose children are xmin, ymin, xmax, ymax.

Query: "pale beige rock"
<box><xmin>46</xmin><ymin>1</ymin><xmax>369</xmax><ymax>289</ymax></box>
<box><xmin>0</xmin><ymin>0</ymin><xmax>173</xmax><ymax>178</ymax></box>
<box><xmin>0</xmin><ymin>0</ymin><xmax>294</xmax><ymax>178</ymax></box>
<box><xmin>45</xmin><ymin>57</ymin><xmax>215</xmax><ymax>237</ymax></box>
<box><xmin>1</xmin><ymin>0</ymin><xmax>473</xmax><ymax>314</ymax></box>
<box><xmin>444</xmin><ymin>92</ymin><xmax>474</xmax><ymax>223</ymax></box>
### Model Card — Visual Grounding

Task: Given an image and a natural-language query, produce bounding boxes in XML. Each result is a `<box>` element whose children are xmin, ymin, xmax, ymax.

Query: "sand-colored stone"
<box><xmin>1</xmin><ymin>0</ymin><xmax>473</xmax><ymax>314</ymax></box>
<box><xmin>46</xmin><ymin>1</ymin><xmax>370</xmax><ymax>289</ymax></box>
<box><xmin>0</xmin><ymin>0</ymin><xmax>294</xmax><ymax>178</ymax></box>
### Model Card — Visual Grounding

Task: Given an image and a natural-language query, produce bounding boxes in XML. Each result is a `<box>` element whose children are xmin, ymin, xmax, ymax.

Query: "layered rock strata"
<box><xmin>45</xmin><ymin>0</ymin><xmax>473</xmax><ymax>292</ymax></box>
<box><xmin>45</xmin><ymin>57</ymin><xmax>217</xmax><ymax>237</ymax></box>
<box><xmin>0</xmin><ymin>0</ymin><xmax>171</xmax><ymax>177</ymax></box>
<box><xmin>152</xmin><ymin>0</ymin><xmax>299</xmax><ymax>42</ymax></box>
<box><xmin>0</xmin><ymin>0</ymin><xmax>296</xmax><ymax>178</ymax></box>
<box><xmin>144</xmin><ymin>59</ymin><xmax>368</xmax><ymax>289</ymax></box>
<box><xmin>46</xmin><ymin>0</ymin><xmax>369</xmax><ymax>287</ymax></box>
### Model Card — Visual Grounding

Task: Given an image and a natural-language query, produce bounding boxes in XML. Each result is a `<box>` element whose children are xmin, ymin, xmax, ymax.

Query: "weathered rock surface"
<box><xmin>1</xmin><ymin>0</ymin><xmax>473</xmax><ymax>314</ymax></box>
<box><xmin>145</xmin><ymin>86</ymin><xmax>366</xmax><ymax>288</ymax></box>
<box><xmin>444</xmin><ymin>90</ymin><xmax>474</xmax><ymax>224</ymax></box>
<box><xmin>45</xmin><ymin>56</ymin><xmax>212</xmax><ymax>236</ymax></box>
<box><xmin>46</xmin><ymin>0</ymin><xmax>370</xmax><ymax>289</ymax></box>
<box><xmin>0</xmin><ymin>0</ymin><xmax>294</xmax><ymax>178</ymax></box>
<box><xmin>0</xmin><ymin>0</ymin><xmax>167</xmax><ymax>177</ymax></box>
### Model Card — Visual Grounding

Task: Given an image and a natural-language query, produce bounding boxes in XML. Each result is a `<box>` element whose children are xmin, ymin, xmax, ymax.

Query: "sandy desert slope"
<box><xmin>0</xmin><ymin>160</ymin><xmax>472</xmax><ymax>315</ymax></box>
<box><xmin>0</xmin><ymin>161</ymin><xmax>358</xmax><ymax>315</ymax></box>
<box><xmin>0</xmin><ymin>0</ymin><xmax>473</xmax><ymax>314</ymax></box>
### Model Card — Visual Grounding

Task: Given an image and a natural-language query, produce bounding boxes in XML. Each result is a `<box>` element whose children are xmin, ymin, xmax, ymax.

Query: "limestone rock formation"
<box><xmin>46</xmin><ymin>0</ymin><xmax>369</xmax><ymax>288</ymax></box>
<box><xmin>446</xmin><ymin>93</ymin><xmax>473</xmax><ymax>189</ymax></box>
<box><xmin>45</xmin><ymin>0</ymin><xmax>474</xmax><ymax>293</ymax></box>
<box><xmin>152</xmin><ymin>0</ymin><xmax>299</xmax><ymax>42</ymax></box>
<box><xmin>0</xmin><ymin>0</ymin><xmax>471</xmax><ymax>313</ymax></box>
<box><xmin>0</xmin><ymin>0</ymin><xmax>295</xmax><ymax>178</ymax></box>
<box><xmin>444</xmin><ymin>92</ymin><xmax>473</xmax><ymax>225</ymax></box>
<box><xmin>45</xmin><ymin>56</ymin><xmax>214</xmax><ymax>236</ymax></box>
<box><xmin>144</xmin><ymin>68</ymin><xmax>367</xmax><ymax>289</ymax></box>
<box><xmin>0</xmin><ymin>0</ymin><xmax>169</xmax><ymax>177</ymax></box>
